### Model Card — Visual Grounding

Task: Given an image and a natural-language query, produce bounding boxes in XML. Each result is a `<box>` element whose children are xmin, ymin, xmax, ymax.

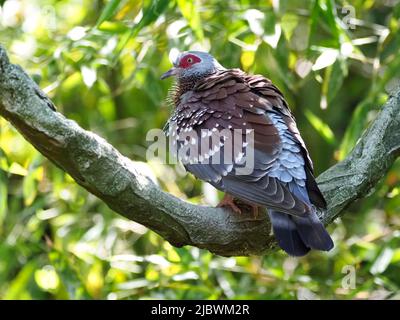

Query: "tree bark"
<box><xmin>1</xmin><ymin>45</ymin><xmax>399</xmax><ymax>256</ymax></box>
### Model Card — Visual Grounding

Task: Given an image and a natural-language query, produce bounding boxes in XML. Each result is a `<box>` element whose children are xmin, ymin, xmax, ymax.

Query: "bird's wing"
<box><xmin>169</xmin><ymin>69</ymin><xmax>325</xmax><ymax>216</ymax></box>
<box><xmin>244</xmin><ymin>73</ymin><xmax>326</xmax><ymax>209</ymax></box>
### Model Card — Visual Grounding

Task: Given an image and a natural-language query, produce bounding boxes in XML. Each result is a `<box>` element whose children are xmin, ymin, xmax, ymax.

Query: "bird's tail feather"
<box><xmin>268</xmin><ymin>211</ymin><xmax>310</xmax><ymax>256</ymax></box>
<box><xmin>268</xmin><ymin>210</ymin><xmax>333</xmax><ymax>256</ymax></box>
<box><xmin>292</xmin><ymin>213</ymin><xmax>334</xmax><ymax>251</ymax></box>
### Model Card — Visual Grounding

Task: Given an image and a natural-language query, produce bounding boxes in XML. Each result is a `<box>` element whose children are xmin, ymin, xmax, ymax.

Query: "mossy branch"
<box><xmin>1</xmin><ymin>45</ymin><xmax>399</xmax><ymax>256</ymax></box>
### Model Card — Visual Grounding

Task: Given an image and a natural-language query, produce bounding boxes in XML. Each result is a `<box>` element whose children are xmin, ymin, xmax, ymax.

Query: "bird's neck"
<box><xmin>178</xmin><ymin>76</ymin><xmax>199</xmax><ymax>94</ymax></box>
<box><xmin>171</xmin><ymin>72</ymin><xmax>213</xmax><ymax>106</ymax></box>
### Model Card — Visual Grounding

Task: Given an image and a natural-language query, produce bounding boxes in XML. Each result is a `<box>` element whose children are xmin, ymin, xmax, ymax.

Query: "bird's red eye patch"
<box><xmin>178</xmin><ymin>54</ymin><xmax>201</xmax><ymax>68</ymax></box>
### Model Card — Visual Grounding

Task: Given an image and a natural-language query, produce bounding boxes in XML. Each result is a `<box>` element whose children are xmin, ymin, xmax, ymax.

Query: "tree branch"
<box><xmin>1</xmin><ymin>45</ymin><xmax>399</xmax><ymax>256</ymax></box>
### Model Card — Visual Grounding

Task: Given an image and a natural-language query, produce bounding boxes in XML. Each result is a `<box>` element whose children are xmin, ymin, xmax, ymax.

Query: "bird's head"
<box><xmin>161</xmin><ymin>51</ymin><xmax>225</xmax><ymax>82</ymax></box>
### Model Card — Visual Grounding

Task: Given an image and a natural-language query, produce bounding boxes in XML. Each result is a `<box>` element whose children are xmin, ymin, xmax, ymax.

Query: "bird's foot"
<box><xmin>217</xmin><ymin>195</ymin><xmax>263</xmax><ymax>219</ymax></box>
<box><xmin>249</xmin><ymin>204</ymin><xmax>260</xmax><ymax>219</ymax></box>
<box><xmin>237</xmin><ymin>201</ymin><xmax>260</xmax><ymax>219</ymax></box>
<box><xmin>217</xmin><ymin>194</ymin><xmax>242</xmax><ymax>214</ymax></box>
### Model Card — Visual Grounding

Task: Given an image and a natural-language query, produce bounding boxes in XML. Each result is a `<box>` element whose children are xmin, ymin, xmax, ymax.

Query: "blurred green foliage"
<box><xmin>1</xmin><ymin>0</ymin><xmax>400</xmax><ymax>300</ymax></box>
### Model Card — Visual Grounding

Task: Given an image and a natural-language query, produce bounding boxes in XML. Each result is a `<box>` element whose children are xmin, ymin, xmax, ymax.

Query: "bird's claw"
<box><xmin>217</xmin><ymin>194</ymin><xmax>242</xmax><ymax>214</ymax></box>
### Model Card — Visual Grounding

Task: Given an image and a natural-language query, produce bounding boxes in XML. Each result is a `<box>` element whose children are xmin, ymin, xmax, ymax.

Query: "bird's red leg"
<box><xmin>217</xmin><ymin>194</ymin><xmax>242</xmax><ymax>214</ymax></box>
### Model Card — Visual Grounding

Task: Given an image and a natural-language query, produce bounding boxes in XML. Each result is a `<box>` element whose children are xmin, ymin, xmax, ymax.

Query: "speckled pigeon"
<box><xmin>161</xmin><ymin>51</ymin><xmax>333</xmax><ymax>256</ymax></box>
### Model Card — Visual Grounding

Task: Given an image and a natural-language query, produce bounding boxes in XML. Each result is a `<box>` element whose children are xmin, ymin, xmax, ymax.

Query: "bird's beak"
<box><xmin>160</xmin><ymin>67</ymin><xmax>178</xmax><ymax>80</ymax></box>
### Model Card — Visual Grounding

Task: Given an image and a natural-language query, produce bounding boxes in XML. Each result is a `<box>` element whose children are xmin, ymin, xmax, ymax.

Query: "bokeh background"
<box><xmin>1</xmin><ymin>0</ymin><xmax>400</xmax><ymax>299</ymax></box>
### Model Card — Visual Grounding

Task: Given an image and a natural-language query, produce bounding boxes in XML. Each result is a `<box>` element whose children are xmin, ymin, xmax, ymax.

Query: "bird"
<box><xmin>161</xmin><ymin>50</ymin><xmax>334</xmax><ymax>256</ymax></box>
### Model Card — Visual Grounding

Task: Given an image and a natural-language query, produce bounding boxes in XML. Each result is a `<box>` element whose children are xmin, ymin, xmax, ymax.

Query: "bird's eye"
<box><xmin>187</xmin><ymin>57</ymin><xmax>193</xmax><ymax>63</ymax></box>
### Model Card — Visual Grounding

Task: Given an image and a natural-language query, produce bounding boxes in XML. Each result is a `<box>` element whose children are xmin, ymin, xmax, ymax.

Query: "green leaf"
<box><xmin>327</xmin><ymin>58</ymin><xmax>348</xmax><ymax>104</ymax></box>
<box><xmin>8</xmin><ymin>162</ymin><xmax>28</xmax><ymax>176</ymax></box>
<box><xmin>97</xmin><ymin>21</ymin><xmax>129</xmax><ymax>33</ymax></box>
<box><xmin>337</xmin><ymin>99</ymin><xmax>374</xmax><ymax>160</ymax></box>
<box><xmin>23</xmin><ymin>168</ymin><xmax>38</xmax><ymax>206</ymax></box>
<box><xmin>307</xmin><ymin>0</ymin><xmax>320</xmax><ymax>55</ymax></box>
<box><xmin>113</xmin><ymin>0</ymin><xmax>170</xmax><ymax>63</ymax></box>
<box><xmin>308</xmin><ymin>0</ymin><xmax>343</xmax><ymax>52</ymax></box>
<box><xmin>370</xmin><ymin>248</ymin><xmax>394</xmax><ymax>275</ymax></box>
<box><xmin>0</xmin><ymin>147</ymin><xmax>8</xmax><ymax>171</ymax></box>
<box><xmin>320</xmin><ymin>57</ymin><xmax>348</xmax><ymax>109</ymax></box>
<box><xmin>4</xmin><ymin>261</ymin><xmax>37</xmax><ymax>299</ymax></box>
<box><xmin>324</xmin><ymin>0</ymin><xmax>341</xmax><ymax>45</ymax></box>
<box><xmin>281</xmin><ymin>13</ymin><xmax>299</xmax><ymax>41</ymax></box>
<box><xmin>305</xmin><ymin>109</ymin><xmax>336</xmax><ymax>145</ymax></box>
<box><xmin>0</xmin><ymin>171</ymin><xmax>7</xmax><ymax>227</ymax></box>
<box><xmin>177</xmin><ymin>0</ymin><xmax>204</xmax><ymax>41</ymax></box>
<box><xmin>338</xmin><ymin>52</ymin><xmax>400</xmax><ymax>159</ymax></box>
<box><xmin>96</xmin><ymin>0</ymin><xmax>122</xmax><ymax>27</ymax></box>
